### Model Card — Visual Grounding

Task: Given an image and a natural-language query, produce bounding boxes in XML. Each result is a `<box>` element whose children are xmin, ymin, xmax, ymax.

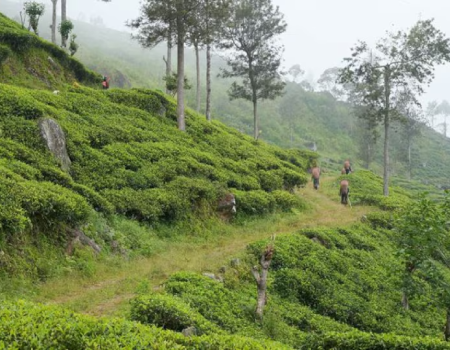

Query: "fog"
<box><xmin>8</xmin><ymin>0</ymin><xmax>450</xmax><ymax>116</ymax></box>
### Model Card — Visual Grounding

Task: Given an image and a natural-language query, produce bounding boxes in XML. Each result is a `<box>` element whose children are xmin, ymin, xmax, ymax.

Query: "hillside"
<box><xmin>0</xmin><ymin>12</ymin><xmax>313</xmax><ymax>280</ymax></box>
<box><xmin>2</xmin><ymin>1</ymin><xmax>450</xmax><ymax>190</ymax></box>
<box><xmin>4</xmin><ymin>8</ymin><xmax>450</xmax><ymax>350</ymax></box>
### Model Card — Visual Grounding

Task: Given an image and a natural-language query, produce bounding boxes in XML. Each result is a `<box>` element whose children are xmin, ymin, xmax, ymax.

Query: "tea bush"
<box><xmin>0</xmin><ymin>300</ymin><xmax>291</xmax><ymax>349</ymax></box>
<box><xmin>0</xmin><ymin>44</ymin><xmax>11</xmax><ymax>65</ymax></box>
<box><xmin>248</xmin><ymin>227</ymin><xmax>444</xmax><ymax>336</ymax></box>
<box><xmin>0</xmin><ymin>77</ymin><xmax>312</xmax><ymax>233</ymax></box>
<box><xmin>130</xmin><ymin>293</ymin><xmax>222</xmax><ymax>334</ymax></box>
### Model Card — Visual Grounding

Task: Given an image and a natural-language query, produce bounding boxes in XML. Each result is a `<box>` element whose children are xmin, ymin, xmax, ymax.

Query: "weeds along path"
<box><xmin>34</xmin><ymin>176</ymin><xmax>375</xmax><ymax>317</ymax></box>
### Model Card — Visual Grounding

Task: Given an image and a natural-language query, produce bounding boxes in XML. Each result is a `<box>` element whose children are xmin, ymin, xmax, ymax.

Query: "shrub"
<box><xmin>0</xmin><ymin>44</ymin><xmax>12</xmax><ymax>65</ymax></box>
<box><xmin>130</xmin><ymin>293</ymin><xmax>221</xmax><ymax>334</ymax></box>
<box><xmin>271</xmin><ymin>190</ymin><xmax>306</xmax><ymax>211</ymax></box>
<box><xmin>0</xmin><ymin>300</ymin><xmax>291</xmax><ymax>349</ymax></box>
<box><xmin>234</xmin><ymin>190</ymin><xmax>276</xmax><ymax>215</ymax></box>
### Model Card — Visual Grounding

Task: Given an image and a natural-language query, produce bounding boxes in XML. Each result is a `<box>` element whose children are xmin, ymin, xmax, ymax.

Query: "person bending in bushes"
<box><xmin>340</xmin><ymin>179</ymin><xmax>349</xmax><ymax>205</ymax></box>
<box><xmin>311</xmin><ymin>164</ymin><xmax>321</xmax><ymax>190</ymax></box>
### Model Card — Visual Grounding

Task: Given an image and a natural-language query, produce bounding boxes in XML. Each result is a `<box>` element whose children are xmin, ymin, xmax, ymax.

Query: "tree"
<box><xmin>354</xmin><ymin>106</ymin><xmax>379</xmax><ymax>169</ymax></box>
<box><xmin>437</xmin><ymin>100</ymin><xmax>450</xmax><ymax>137</ymax></box>
<box><xmin>339</xmin><ymin>20</ymin><xmax>450</xmax><ymax>196</ymax></box>
<box><xmin>163</xmin><ymin>72</ymin><xmax>192</xmax><ymax>97</ymax></box>
<box><xmin>396</xmin><ymin>97</ymin><xmax>425</xmax><ymax>180</ymax></box>
<box><xmin>426</xmin><ymin>100</ymin><xmax>439</xmax><ymax>128</ymax></box>
<box><xmin>287</xmin><ymin>64</ymin><xmax>304</xmax><ymax>83</ymax></box>
<box><xmin>24</xmin><ymin>2</ymin><xmax>45</xmax><ymax>36</ymax></box>
<box><xmin>69</xmin><ymin>34</ymin><xmax>78</xmax><ymax>56</ymax></box>
<box><xmin>58</xmin><ymin>19</ymin><xmax>74</xmax><ymax>48</ymax></box>
<box><xmin>278</xmin><ymin>82</ymin><xmax>305</xmax><ymax>146</ymax></box>
<box><xmin>128</xmin><ymin>0</ymin><xmax>176</xmax><ymax>95</ymax></box>
<box><xmin>203</xmin><ymin>0</ymin><xmax>231</xmax><ymax>121</ymax></box>
<box><xmin>61</xmin><ymin>0</ymin><xmax>66</xmax><ymax>46</ymax></box>
<box><xmin>130</xmin><ymin>0</ymin><xmax>199</xmax><ymax>131</ymax></box>
<box><xmin>60</xmin><ymin>0</ymin><xmax>111</xmax><ymax>46</ymax></box>
<box><xmin>252</xmin><ymin>243</ymin><xmax>274</xmax><ymax>320</ymax></box>
<box><xmin>221</xmin><ymin>0</ymin><xmax>287</xmax><ymax>140</ymax></box>
<box><xmin>395</xmin><ymin>194</ymin><xmax>449</xmax><ymax>310</ymax></box>
<box><xmin>50</xmin><ymin>0</ymin><xmax>57</xmax><ymax>44</ymax></box>
<box><xmin>317</xmin><ymin>67</ymin><xmax>349</xmax><ymax>100</ymax></box>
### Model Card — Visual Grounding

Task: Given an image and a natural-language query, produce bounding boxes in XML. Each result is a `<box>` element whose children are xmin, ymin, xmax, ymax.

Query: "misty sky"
<box><xmin>13</xmin><ymin>0</ymin><xmax>450</xmax><ymax>124</ymax></box>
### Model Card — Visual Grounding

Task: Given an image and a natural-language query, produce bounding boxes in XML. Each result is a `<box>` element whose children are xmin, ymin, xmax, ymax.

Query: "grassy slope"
<box><xmin>2</xmin><ymin>4</ymin><xmax>450</xmax><ymax>189</ymax></box>
<box><xmin>2</xmin><ymin>9</ymin><xmax>450</xmax><ymax>350</ymax></box>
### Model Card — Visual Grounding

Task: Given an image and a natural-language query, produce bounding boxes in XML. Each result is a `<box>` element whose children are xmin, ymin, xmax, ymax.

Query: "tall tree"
<box><xmin>426</xmin><ymin>100</ymin><xmax>439</xmax><ymax>128</ymax></box>
<box><xmin>50</xmin><ymin>0</ymin><xmax>57</xmax><ymax>44</ymax></box>
<box><xmin>437</xmin><ymin>100</ymin><xmax>450</xmax><ymax>137</ymax></box>
<box><xmin>203</xmin><ymin>0</ymin><xmax>231</xmax><ymax>121</ymax></box>
<box><xmin>339</xmin><ymin>20</ymin><xmax>450</xmax><ymax>196</ymax></box>
<box><xmin>60</xmin><ymin>0</ymin><xmax>66</xmax><ymax>46</ymax></box>
<box><xmin>128</xmin><ymin>0</ymin><xmax>176</xmax><ymax>96</ymax></box>
<box><xmin>221</xmin><ymin>0</ymin><xmax>287</xmax><ymax>140</ymax></box>
<box><xmin>396</xmin><ymin>96</ymin><xmax>425</xmax><ymax>180</ymax></box>
<box><xmin>131</xmin><ymin>0</ymin><xmax>200</xmax><ymax>131</ymax></box>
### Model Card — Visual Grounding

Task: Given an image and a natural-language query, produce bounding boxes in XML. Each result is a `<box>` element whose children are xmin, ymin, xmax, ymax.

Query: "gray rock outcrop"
<box><xmin>38</xmin><ymin>118</ymin><xmax>72</xmax><ymax>172</ymax></box>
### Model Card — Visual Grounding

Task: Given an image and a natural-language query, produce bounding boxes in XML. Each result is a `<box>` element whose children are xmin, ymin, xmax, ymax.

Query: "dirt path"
<box><xmin>34</xmin><ymin>176</ymin><xmax>374</xmax><ymax>317</ymax></box>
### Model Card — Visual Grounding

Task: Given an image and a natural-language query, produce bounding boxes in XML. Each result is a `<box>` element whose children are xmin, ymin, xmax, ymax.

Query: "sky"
<box><xmin>10</xmin><ymin>0</ymin><xmax>450</xmax><ymax>124</ymax></box>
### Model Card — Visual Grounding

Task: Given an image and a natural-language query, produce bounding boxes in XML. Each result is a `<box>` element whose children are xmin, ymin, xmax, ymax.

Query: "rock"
<box><xmin>38</xmin><ymin>118</ymin><xmax>72</xmax><ymax>172</ymax></box>
<box><xmin>66</xmin><ymin>228</ymin><xmax>101</xmax><ymax>255</ymax></box>
<box><xmin>182</xmin><ymin>326</ymin><xmax>198</xmax><ymax>337</ymax></box>
<box><xmin>202</xmin><ymin>272</ymin><xmax>223</xmax><ymax>283</ymax></box>
<box><xmin>230</xmin><ymin>258</ymin><xmax>240</xmax><ymax>268</ymax></box>
<box><xmin>217</xmin><ymin>193</ymin><xmax>236</xmax><ymax>221</ymax></box>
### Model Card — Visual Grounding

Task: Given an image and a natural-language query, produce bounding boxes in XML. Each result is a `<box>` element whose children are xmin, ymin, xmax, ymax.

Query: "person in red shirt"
<box><xmin>102</xmin><ymin>76</ymin><xmax>110</xmax><ymax>90</ymax></box>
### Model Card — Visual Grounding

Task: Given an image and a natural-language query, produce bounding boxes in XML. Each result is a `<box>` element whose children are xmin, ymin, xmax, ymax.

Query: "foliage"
<box><xmin>221</xmin><ymin>0</ymin><xmax>286</xmax><ymax>139</ymax></box>
<box><xmin>24</xmin><ymin>1</ymin><xmax>45</xmax><ymax>36</ymax></box>
<box><xmin>69</xmin><ymin>34</ymin><xmax>78</xmax><ymax>56</ymax></box>
<box><xmin>58</xmin><ymin>19</ymin><xmax>74</xmax><ymax>48</ymax></box>
<box><xmin>163</xmin><ymin>72</ymin><xmax>192</xmax><ymax>97</ymax></box>
<box><xmin>130</xmin><ymin>293</ymin><xmax>222</xmax><ymax>334</ymax></box>
<box><xmin>301</xmin><ymin>331</ymin><xmax>450</xmax><ymax>350</ymax></box>
<box><xmin>0</xmin><ymin>300</ymin><xmax>291</xmax><ymax>349</ymax></box>
<box><xmin>0</xmin><ymin>44</ymin><xmax>12</xmax><ymax>65</ymax></box>
<box><xmin>0</xmin><ymin>14</ymin><xmax>100</xmax><ymax>86</ymax></box>
<box><xmin>339</xmin><ymin>19</ymin><xmax>450</xmax><ymax>196</ymax></box>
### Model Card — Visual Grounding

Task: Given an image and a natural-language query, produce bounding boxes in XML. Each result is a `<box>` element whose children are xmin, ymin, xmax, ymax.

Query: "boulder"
<box><xmin>38</xmin><ymin>118</ymin><xmax>71</xmax><ymax>172</ymax></box>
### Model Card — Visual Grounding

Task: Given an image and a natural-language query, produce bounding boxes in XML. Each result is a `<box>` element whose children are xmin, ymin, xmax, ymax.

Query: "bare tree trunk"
<box><xmin>402</xmin><ymin>291</ymin><xmax>409</xmax><ymax>310</ymax></box>
<box><xmin>383</xmin><ymin>66</ymin><xmax>391</xmax><ymax>197</ymax></box>
<box><xmin>176</xmin><ymin>5</ymin><xmax>186</xmax><ymax>132</ymax></box>
<box><xmin>445</xmin><ymin>309</ymin><xmax>450</xmax><ymax>341</ymax></box>
<box><xmin>253</xmin><ymin>99</ymin><xmax>258</xmax><ymax>140</ymax></box>
<box><xmin>195</xmin><ymin>43</ymin><xmax>201</xmax><ymax>113</ymax></box>
<box><xmin>206</xmin><ymin>42</ymin><xmax>212</xmax><ymax>121</ymax></box>
<box><xmin>408</xmin><ymin>137</ymin><xmax>412</xmax><ymax>181</ymax></box>
<box><xmin>51</xmin><ymin>0</ymin><xmax>57</xmax><ymax>44</ymax></box>
<box><xmin>61</xmin><ymin>0</ymin><xmax>67</xmax><ymax>47</ymax></box>
<box><xmin>366</xmin><ymin>143</ymin><xmax>371</xmax><ymax>169</ymax></box>
<box><xmin>252</xmin><ymin>245</ymin><xmax>274</xmax><ymax>320</ymax></box>
<box><xmin>163</xmin><ymin>30</ymin><xmax>172</xmax><ymax>95</ymax></box>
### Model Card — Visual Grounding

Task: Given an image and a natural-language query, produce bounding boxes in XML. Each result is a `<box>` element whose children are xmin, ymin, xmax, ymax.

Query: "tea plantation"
<box><xmin>2</xmin><ymin>10</ymin><xmax>450</xmax><ymax>350</ymax></box>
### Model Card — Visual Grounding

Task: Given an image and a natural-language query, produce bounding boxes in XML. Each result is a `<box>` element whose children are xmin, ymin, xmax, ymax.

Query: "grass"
<box><xmin>31</xmin><ymin>175</ymin><xmax>375</xmax><ymax>318</ymax></box>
